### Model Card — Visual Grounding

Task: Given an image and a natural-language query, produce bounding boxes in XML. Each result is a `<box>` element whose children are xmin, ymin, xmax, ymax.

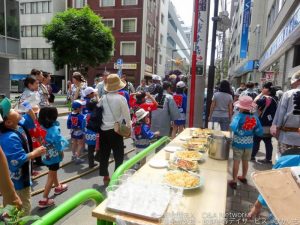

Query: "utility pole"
<box><xmin>205</xmin><ymin>0</ymin><xmax>220</xmax><ymax>128</ymax></box>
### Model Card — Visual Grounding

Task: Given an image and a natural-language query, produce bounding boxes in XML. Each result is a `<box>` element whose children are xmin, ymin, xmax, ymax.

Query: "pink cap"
<box><xmin>234</xmin><ymin>96</ymin><xmax>256</xmax><ymax>111</ymax></box>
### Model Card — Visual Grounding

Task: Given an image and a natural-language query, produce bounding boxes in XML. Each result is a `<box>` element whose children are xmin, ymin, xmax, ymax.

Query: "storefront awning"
<box><xmin>234</xmin><ymin>60</ymin><xmax>257</xmax><ymax>77</ymax></box>
<box><xmin>10</xmin><ymin>74</ymin><xmax>29</xmax><ymax>80</ymax></box>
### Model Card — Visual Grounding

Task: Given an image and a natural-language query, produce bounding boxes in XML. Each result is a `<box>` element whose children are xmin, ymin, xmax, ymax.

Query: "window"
<box><xmin>102</xmin><ymin>19</ymin><xmax>115</xmax><ymax>28</ymax></box>
<box><xmin>159</xmin><ymin>55</ymin><xmax>163</xmax><ymax>65</ymax></box>
<box><xmin>21</xmin><ymin>1</ymin><xmax>51</xmax><ymax>14</ymax></box>
<box><xmin>121</xmin><ymin>42</ymin><xmax>136</xmax><ymax>55</ymax></box>
<box><xmin>38</xmin><ymin>25</ymin><xmax>43</xmax><ymax>37</ymax></box>
<box><xmin>37</xmin><ymin>2</ymin><xmax>43</xmax><ymax>13</ymax></box>
<box><xmin>121</xmin><ymin>18</ymin><xmax>137</xmax><ymax>33</ymax></box>
<box><xmin>21</xmin><ymin>25</ymin><xmax>44</xmax><ymax>37</ymax></box>
<box><xmin>21</xmin><ymin>48</ymin><xmax>51</xmax><ymax>60</ymax></box>
<box><xmin>42</xmin><ymin>1</ymin><xmax>49</xmax><ymax>13</ymax></box>
<box><xmin>26</xmin><ymin>26</ymin><xmax>32</xmax><ymax>37</ymax></box>
<box><xmin>146</xmin><ymin>44</ymin><xmax>152</xmax><ymax>59</ymax></box>
<box><xmin>122</xmin><ymin>0</ymin><xmax>138</xmax><ymax>6</ymax></box>
<box><xmin>74</xmin><ymin>0</ymin><xmax>86</xmax><ymax>8</ymax></box>
<box><xmin>160</xmin><ymin>34</ymin><xmax>163</xmax><ymax>45</ymax></box>
<box><xmin>31</xmin><ymin>26</ymin><xmax>38</xmax><ymax>37</ymax></box>
<box><xmin>146</xmin><ymin>22</ymin><xmax>151</xmax><ymax>36</ymax></box>
<box><xmin>100</xmin><ymin>0</ymin><xmax>115</xmax><ymax>7</ymax></box>
<box><xmin>161</xmin><ymin>13</ymin><xmax>164</xmax><ymax>24</ymax></box>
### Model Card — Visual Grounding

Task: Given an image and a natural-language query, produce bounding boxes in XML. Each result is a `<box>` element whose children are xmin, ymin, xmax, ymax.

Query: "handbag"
<box><xmin>105</xmin><ymin>96</ymin><xmax>131</xmax><ymax>138</ymax></box>
<box><xmin>86</xmin><ymin>100</ymin><xmax>103</xmax><ymax>133</ymax></box>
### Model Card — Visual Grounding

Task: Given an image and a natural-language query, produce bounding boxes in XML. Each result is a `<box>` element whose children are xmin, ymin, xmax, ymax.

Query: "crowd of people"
<box><xmin>0</xmin><ymin>70</ymin><xmax>187</xmax><ymax>214</ymax></box>
<box><xmin>0</xmin><ymin>68</ymin><xmax>300</xmax><ymax>223</ymax></box>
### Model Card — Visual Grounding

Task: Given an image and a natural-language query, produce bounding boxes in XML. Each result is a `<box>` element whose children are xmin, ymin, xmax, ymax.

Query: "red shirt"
<box><xmin>129</xmin><ymin>95</ymin><xmax>158</xmax><ymax>112</ymax></box>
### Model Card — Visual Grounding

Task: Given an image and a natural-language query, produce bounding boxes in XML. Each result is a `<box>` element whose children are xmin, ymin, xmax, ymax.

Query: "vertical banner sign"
<box><xmin>116</xmin><ymin>58</ymin><xmax>123</xmax><ymax>77</ymax></box>
<box><xmin>196</xmin><ymin>0</ymin><xmax>209</xmax><ymax>75</ymax></box>
<box><xmin>240</xmin><ymin>0</ymin><xmax>251</xmax><ymax>59</ymax></box>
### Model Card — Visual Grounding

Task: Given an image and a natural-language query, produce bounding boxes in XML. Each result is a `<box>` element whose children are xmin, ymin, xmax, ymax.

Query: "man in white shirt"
<box><xmin>96</xmin><ymin>71</ymin><xmax>110</xmax><ymax>97</ymax></box>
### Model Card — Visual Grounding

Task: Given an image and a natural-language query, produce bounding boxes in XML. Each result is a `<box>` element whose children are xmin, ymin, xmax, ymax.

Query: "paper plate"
<box><xmin>164</xmin><ymin>146</ymin><xmax>182</xmax><ymax>153</ymax></box>
<box><xmin>149</xmin><ymin>159</ymin><xmax>168</xmax><ymax>169</ymax></box>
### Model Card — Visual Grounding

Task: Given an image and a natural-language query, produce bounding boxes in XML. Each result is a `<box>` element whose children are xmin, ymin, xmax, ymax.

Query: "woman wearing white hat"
<box><xmin>99</xmin><ymin>74</ymin><xmax>131</xmax><ymax>185</ymax></box>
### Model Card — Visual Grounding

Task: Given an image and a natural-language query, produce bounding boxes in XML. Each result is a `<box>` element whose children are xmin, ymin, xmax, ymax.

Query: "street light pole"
<box><xmin>205</xmin><ymin>0</ymin><xmax>220</xmax><ymax>128</ymax></box>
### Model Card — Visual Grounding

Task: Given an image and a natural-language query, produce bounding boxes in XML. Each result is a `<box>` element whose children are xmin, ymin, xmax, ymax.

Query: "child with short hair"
<box><xmin>229</xmin><ymin>96</ymin><xmax>263</xmax><ymax>189</ymax></box>
<box><xmin>133</xmin><ymin>108</ymin><xmax>160</xmax><ymax>168</ymax></box>
<box><xmin>67</xmin><ymin>100</ymin><xmax>85</xmax><ymax>164</ymax></box>
<box><xmin>82</xmin><ymin>87</ymin><xmax>99</xmax><ymax>168</ymax></box>
<box><xmin>38</xmin><ymin>107</ymin><xmax>68</xmax><ymax>208</ymax></box>
<box><xmin>0</xmin><ymin>97</ymin><xmax>46</xmax><ymax>215</ymax></box>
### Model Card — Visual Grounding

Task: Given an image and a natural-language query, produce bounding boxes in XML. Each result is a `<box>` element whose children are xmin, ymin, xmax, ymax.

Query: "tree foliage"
<box><xmin>43</xmin><ymin>7</ymin><xmax>114</xmax><ymax>71</ymax></box>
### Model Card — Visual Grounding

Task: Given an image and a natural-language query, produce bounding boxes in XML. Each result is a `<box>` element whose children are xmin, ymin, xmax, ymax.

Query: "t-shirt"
<box><xmin>211</xmin><ymin>92</ymin><xmax>233</xmax><ymax>118</ymax></box>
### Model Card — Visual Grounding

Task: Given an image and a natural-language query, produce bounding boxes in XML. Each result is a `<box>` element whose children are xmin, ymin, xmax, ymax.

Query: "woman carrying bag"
<box><xmin>251</xmin><ymin>83</ymin><xmax>278</xmax><ymax>163</ymax></box>
<box><xmin>99</xmin><ymin>74</ymin><xmax>131</xmax><ymax>185</ymax></box>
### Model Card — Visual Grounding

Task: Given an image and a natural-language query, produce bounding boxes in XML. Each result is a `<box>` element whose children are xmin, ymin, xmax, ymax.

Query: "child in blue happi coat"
<box><xmin>229</xmin><ymin>96</ymin><xmax>263</xmax><ymax>189</ymax></box>
<box><xmin>38</xmin><ymin>107</ymin><xmax>68</xmax><ymax>208</ymax></box>
<box><xmin>0</xmin><ymin>97</ymin><xmax>46</xmax><ymax>215</ymax></box>
<box><xmin>67</xmin><ymin>100</ymin><xmax>85</xmax><ymax>164</ymax></box>
<box><xmin>133</xmin><ymin>108</ymin><xmax>159</xmax><ymax>168</ymax></box>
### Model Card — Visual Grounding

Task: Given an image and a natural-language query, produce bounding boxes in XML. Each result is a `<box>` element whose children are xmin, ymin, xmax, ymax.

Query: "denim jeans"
<box><xmin>212</xmin><ymin>117</ymin><xmax>230</xmax><ymax>131</ymax></box>
<box><xmin>252</xmin><ymin>135</ymin><xmax>273</xmax><ymax>160</ymax></box>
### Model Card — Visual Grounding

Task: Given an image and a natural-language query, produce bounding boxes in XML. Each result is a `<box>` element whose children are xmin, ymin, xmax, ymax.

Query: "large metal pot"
<box><xmin>208</xmin><ymin>133</ymin><xmax>231</xmax><ymax>160</ymax></box>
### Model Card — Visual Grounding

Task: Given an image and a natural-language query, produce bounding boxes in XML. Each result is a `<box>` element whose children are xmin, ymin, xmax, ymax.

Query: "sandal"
<box><xmin>103</xmin><ymin>176</ymin><xmax>110</xmax><ymax>186</ymax></box>
<box><xmin>54</xmin><ymin>184</ymin><xmax>68</xmax><ymax>195</ymax></box>
<box><xmin>228</xmin><ymin>180</ymin><xmax>237</xmax><ymax>189</ymax></box>
<box><xmin>38</xmin><ymin>198</ymin><xmax>55</xmax><ymax>209</ymax></box>
<box><xmin>237</xmin><ymin>176</ymin><xmax>248</xmax><ymax>184</ymax></box>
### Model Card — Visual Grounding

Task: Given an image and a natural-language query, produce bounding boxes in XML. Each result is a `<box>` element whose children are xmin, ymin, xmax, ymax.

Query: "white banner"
<box><xmin>195</xmin><ymin>0</ymin><xmax>210</xmax><ymax>71</ymax></box>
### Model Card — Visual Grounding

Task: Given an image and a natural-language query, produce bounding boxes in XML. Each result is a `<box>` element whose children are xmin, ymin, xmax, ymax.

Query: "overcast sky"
<box><xmin>171</xmin><ymin>0</ymin><xmax>194</xmax><ymax>27</ymax></box>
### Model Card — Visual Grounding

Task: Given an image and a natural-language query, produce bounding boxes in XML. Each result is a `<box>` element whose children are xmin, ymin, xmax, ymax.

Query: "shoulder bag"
<box><xmin>105</xmin><ymin>95</ymin><xmax>131</xmax><ymax>138</ymax></box>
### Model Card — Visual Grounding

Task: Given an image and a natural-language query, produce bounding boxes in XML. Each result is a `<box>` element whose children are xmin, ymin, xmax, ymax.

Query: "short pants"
<box><xmin>47</xmin><ymin>163</ymin><xmax>60</xmax><ymax>171</ymax></box>
<box><xmin>232</xmin><ymin>147</ymin><xmax>252</xmax><ymax>161</ymax></box>
<box><xmin>71</xmin><ymin>130</ymin><xmax>84</xmax><ymax>139</ymax></box>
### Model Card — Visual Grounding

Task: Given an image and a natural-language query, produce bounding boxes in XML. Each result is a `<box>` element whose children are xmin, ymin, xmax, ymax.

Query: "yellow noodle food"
<box><xmin>164</xmin><ymin>171</ymin><xmax>200</xmax><ymax>188</ymax></box>
<box><xmin>176</xmin><ymin>151</ymin><xmax>202</xmax><ymax>160</ymax></box>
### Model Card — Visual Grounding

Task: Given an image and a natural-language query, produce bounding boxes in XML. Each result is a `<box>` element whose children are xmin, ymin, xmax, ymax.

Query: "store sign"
<box><xmin>114</xmin><ymin>63</ymin><xmax>137</xmax><ymax>70</ymax></box>
<box><xmin>240</xmin><ymin>0</ymin><xmax>251</xmax><ymax>59</ymax></box>
<box><xmin>145</xmin><ymin>64</ymin><xmax>153</xmax><ymax>73</ymax></box>
<box><xmin>260</xmin><ymin>5</ymin><xmax>300</xmax><ymax>69</ymax></box>
<box><xmin>195</xmin><ymin>0</ymin><xmax>210</xmax><ymax>75</ymax></box>
<box><xmin>235</xmin><ymin>60</ymin><xmax>255</xmax><ymax>76</ymax></box>
<box><xmin>265</xmin><ymin>71</ymin><xmax>274</xmax><ymax>81</ymax></box>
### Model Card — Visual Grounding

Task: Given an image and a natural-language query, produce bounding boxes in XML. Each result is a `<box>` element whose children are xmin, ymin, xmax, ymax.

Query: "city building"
<box><xmin>259</xmin><ymin>0</ymin><xmax>300</xmax><ymax>90</ymax></box>
<box><xmin>154</xmin><ymin>0</ymin><xmax>169</xmax><ymax>76</ymax></box>
<box><xmin>9</xmin><ymin>0</ymin><xmax>66</xmax><ymax>93</ymax></box>
<box><xmin>71</xmin><ymin>0</ymin><xmax>158</xmax><ymax>85</ymax></box>
<box><xmin>166</xmin><ymin>1</ymin><xmax>191</xmax><ymax>75</ymax></box>
<box><xmin>0</xmin><ymin>0</ymin><xmax>20</xmax><ymax>97</ymax></box>
<box><xmin>228</xmin><ymin>0</ymin><xmax>267</xmax><ymax>86</ymax></box>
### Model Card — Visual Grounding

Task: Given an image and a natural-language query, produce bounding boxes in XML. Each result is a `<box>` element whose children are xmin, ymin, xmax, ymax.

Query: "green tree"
<box><xmin>43</xmin><ymin>6</ymin><xmax>114</xmax><ymax>73</ymax></box>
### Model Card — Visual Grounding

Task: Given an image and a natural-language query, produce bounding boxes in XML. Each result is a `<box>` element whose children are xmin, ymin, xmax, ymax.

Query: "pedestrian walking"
<box><xmin>151</xmin><ymin>81</ymin><xmax>180</xmax><ymax>137</ymax></box>
<box><xmin>271</xmin><ymin>71</ymin><xmax>300</xmax><ymax>157</ymax></box>
<box><xmin>208</xmin><ymin>80</ymin><xmax>233</xmax><ymax>131</ymax></box>
<box><xmin>70</xmin><ymin>72</ymin><xmax>87</xmax><ymax>101</ymax></box>
<box><xmin>96</xmin><ymin>71</ymin><xmax>110</xmax><ymax>97</ymax></box>
<box><xmin>99</xmin><ymin>74</ymin><xmax>131</xmax><ymax>185</ymax></box>
<box><xmin>121</xmin><ymin>74</ymin><xmax>135</xmax><ymax>94</ymax></box>
<box><xmin>38</xmin><ymin>107</ymin><xmax>68</xmax><ymax>208</ymax></box>
<box><xmin>251</xmin><ymin>83</ymin><xmax>278</xmax><ymax>163</ymax></box>
<box><xmin>240</xmin><ymin>82</ymin><xmax>258</xmax><ymax>100</ymax></box>
<box><xmin>39</xmin><ymin>72</ymin><xmax>51</xmax><ymax>107</ymax></box>
<box><xmin>136</xmin><ymin>79</ymin><xmax>148</xmax><ymax>92</ymax></box>
<box><xmin>82</xmin><ymin>87</ymin><xmax>99</xmax><ymax>168</ymax></box>
<box><xmin>172</xmin><ymin>81</ymin><xmax>187</xmax><ymax>138</ymax></box>
<box><xmin>228</xmin><ymin>96</ymin><xmax>263</xmax><ymax>189</ymax></box>
<box><xmin>67</xmin><ymin>100</ymin><xmax>85</xmax><ymax>164</ymax></box>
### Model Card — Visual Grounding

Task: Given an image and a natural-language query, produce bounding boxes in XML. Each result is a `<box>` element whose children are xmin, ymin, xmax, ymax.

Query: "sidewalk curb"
<box><xmin>58</xmin><ymin>111</ymin><xmax>70</xmax><ymax>117</ymax></box>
